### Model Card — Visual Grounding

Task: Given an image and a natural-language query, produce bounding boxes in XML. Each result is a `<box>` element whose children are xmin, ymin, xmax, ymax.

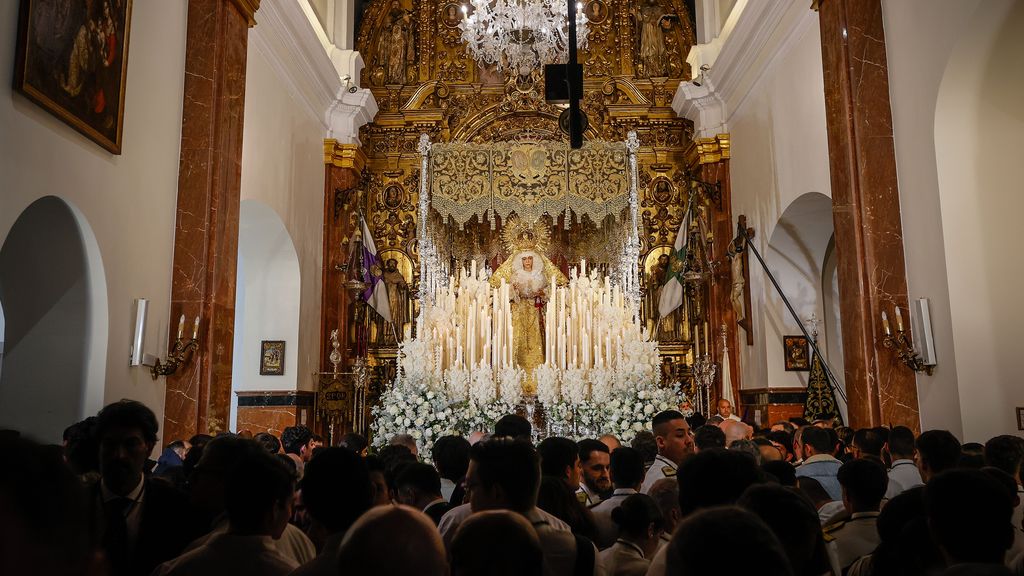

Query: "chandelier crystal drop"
<box><xmin>459</xmin><ymin>1</ymin><xmax>590</xmax><ymax>78</ymax></box>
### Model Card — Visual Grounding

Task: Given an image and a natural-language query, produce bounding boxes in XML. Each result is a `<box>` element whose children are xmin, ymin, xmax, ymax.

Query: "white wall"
<box><xmin>230</xmin><ymin>201</ymin><xmax>302</xmax><ymax>430</ymax></box>
<box><xmin>0</xmin><ymin>2</ymin><xmax>188</xmax><ymax>442</ymax></box>
<box><xmin>884</xmin><ymin>0</ymin><xmax>1024</xmax><ymax>440</ymax></box>
<box><xmin>725</xmin><ymin>13</ymin><xmax>835</xmax><ymax>393</ymax></box>
<box><xmin>241</xmin><ymin>21</ymin><xmax>328</xmax><ymax>397</ymax></box>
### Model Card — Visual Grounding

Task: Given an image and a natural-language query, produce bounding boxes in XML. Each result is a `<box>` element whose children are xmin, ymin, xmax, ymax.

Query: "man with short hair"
<box><xmin>985</xmin><ymin>435</ymin><xmax>1024</xmax><ymax>533</ymax></box>
<box><xmin>253</xmin><ymin>432</ymin><xmax>281</xmax><ymax>454</ymax></box>
<box><xmin>591</xmin><ymin>447</ymin><xmax>645</xmax><ymax>548</ymax></box>
<box><xmin>459</xmin><ymin>438</ymin><xmax>601</xmax><ymax>575</ymax></box>
<box><xmin>389</xmin><ymin>433</ymin><xmax>419</xmax><ymax>458</ymax></box>
<box><xmin>538</xmin><ymin>437</ymin><xmax>583</xmax><ymax>490</ymax></box>
<box><xmin>692</xmin><ymin>425</ymin><xmax>725</xmax><ymax>453</ymax></box>
<box><xmin>494</xmin><ymin>414</ymin><xmax>532</xmax><ymax>441</ymax></box>
<box><xmin>915</xmin><ymin>429</ymin><xmax>962</xmax><ymax>483</ymax></box>
<box><xmin>92</xmin><ymin>400</ymin><xmax>199</xmax><ymax>576</ymax></box>
<box><xmin>431</xmin><ymin>435</ymin><xmax>471</xmax><ymax>504</ymax></box>
<box><xmin>824</xmin><ymin>458</ymin><xmax>888</xmax><ymax>572</ymax></box>
<box><xmin>927</xmin><ymin>469</ymin><xmax>1016</xmax><ymax>573</ymax></box>
<box><xmin>396</xmin><ymin>462</ymin><xmax>450</xmax><ymax>525</ymax></box>
<box><xmin>795</xmin><ymin>426</ymin><xmax>843</xmax><ymax>500</ymax></box>
<box><xmin>884</xmin><ymin>425</ymin><xmax>923</xmax><ymax>499</ymax></box>
<box><xmin>720</xmin><ymin>419</ymin><xmax>752</xmax><ymax>448</ymax></box>
<box><xmin>641</xmin><ymin>410</ymin><xmax>694</xmax><ymax>493</ymax></box>
<box><xmin>851</xmin><ymin>428</ymin><xmax>886</xmax><ymax>463</ymax></box>
<box><xmin>598</xmin><ymin>434</ymin><xmax>621</xmax><ymax>453</ymax></box>
<box><xmin>716</xmin><ymin>398</ymin><xmax>741</xmax><ymax>422</ymax></box>
<box><xmin>647</xmin><ymin>478</ymin><xmax>680</xmax><ymax>552</ymax></box>
<box><xmin>281</xmin><ymin>426</ymin><xmax>314</xmax><ymax>474</ymax></box>
<box><xmin>576</xmin><ymin>439</ymin><xmax>611</xmax><ymax>506</ymax></box>
<box><xmin>153</xmin><ymin>451</ymin><xmax>297</xmax><ymax>576</ymax></box>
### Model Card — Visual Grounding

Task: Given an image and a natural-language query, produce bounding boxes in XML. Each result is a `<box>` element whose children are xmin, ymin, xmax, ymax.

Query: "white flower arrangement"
<box><xmin>498</xmin><ymin>366</ymin><xmax>525</xmax><ymax>407</ymax></box>
<box><xmin>603</xmin><ymin>382</ymin><xmax>690</xmax><ymax>443</ymax></box>
<box><xmin>534</xmin><ymin>363</ymin><xmax>560</xmax><ymax>406</ymax></box>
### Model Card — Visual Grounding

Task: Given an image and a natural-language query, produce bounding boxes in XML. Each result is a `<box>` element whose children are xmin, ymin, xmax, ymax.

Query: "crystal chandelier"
<box><xmin>459</xmin><ymin>1</ymin><xmax>590</xmax><ymax>78</ymax></box>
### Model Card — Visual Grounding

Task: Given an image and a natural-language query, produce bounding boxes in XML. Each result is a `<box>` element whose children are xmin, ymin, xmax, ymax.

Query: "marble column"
<box><xmin>694</xmin><ymin>135</ymin><xmax>743</xmax><ymax>408</ymax></box>
<box><xmin>163</xmin><ymin>0</ymin><xmax>259</xmax><ymax>442</ymax></box>
<box><xmin>817</xmin><ymin>0</ymin><xmax>920</xmax><ymax>430</ymax></box>
<box><xmin>320</xmin><ymin>141</ymin><xmax>366</xmax><ymax>372</ymax></box>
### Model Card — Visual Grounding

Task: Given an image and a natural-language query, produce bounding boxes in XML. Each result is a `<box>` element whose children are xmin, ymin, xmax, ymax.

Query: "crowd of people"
<box><xmin>2</xmin><ymin>397</ymin><xmax>1023</xmax><ymax>576</ymax></box>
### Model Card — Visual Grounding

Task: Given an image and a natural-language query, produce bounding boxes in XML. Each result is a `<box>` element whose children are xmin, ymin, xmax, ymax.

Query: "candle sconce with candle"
<box><xmin>150</xmin><ymin>314</ymin><xmax>200</xmax><ymax>379</ymax></box>
<box><xmin>880</xmin><ymin>307</ymin><xmax>933</xmax><ymax>375</ymax></box>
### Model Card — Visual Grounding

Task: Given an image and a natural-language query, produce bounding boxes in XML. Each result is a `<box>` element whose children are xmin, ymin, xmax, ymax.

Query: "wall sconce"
<box><xmin>881</xmin><ymin>306</ymin><xmax>934</xmax><ymax>375</ymax></box>
<box><xmin>149</xmin><ymin>314</ymin><xmax>200</xmax><ymax>379</ymax></box>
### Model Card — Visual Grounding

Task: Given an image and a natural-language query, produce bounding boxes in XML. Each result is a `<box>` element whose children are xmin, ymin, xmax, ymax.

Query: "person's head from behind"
<box><xmin>494</xmin><ymin>414</ymin><xmax>532</xmax><ymax>441</ymax></box>
<box><xmin>577</xmin><ymin>439</ymin><xmax>611</xmax><ymax>494</ymax></box>
<box><xmin>984</xmin><ymin>435</ymin><xmax>1024</xmax><ymax>482</ymax></box>
<box><xmin>395</xmin><ymin>462</ymin><xmax>443</xmax><ymax>509</ymax></box>
<box><xmin>652</xmin><ymin>410</ymin><xmax>694</xmax><ymax>465</ymax></box>
<box><xmin>796</xmin><ymin>476</ymin><xmax>832</xmax><ymax>509</ymax></box>
<box><xmin>365</xmin><ymin>455</ymin><xmax>391</xmax><ymax>506</ymax></box>
<box><xmin>339</xmin><ymin>432</ymin><xmax>369</xmax><ymax>455</ymax></box>
<box><xmin>0</xmin><ymin>436</ymin><xmax>98</xmax><ymax>576</ymax></box>
<box><xmin>926</xmin><ymin>469</ymin><xmax>1014</xmax><ymax>565</ymax></box>
<box><xmin>761</xmin><ymin>460</ymin><xmax>797</xmax><ymax>487</ymax></box>
<box><xmin>612</xmin><ymin>494</ymin><xmax>665</xmax><ymax>558</ymax></box>
<box><xmin>666</xmin><ymin>506</ymin><xmax>793</xmax><ymax>576</ymax></box>
<box><xmin>885</xmin><ymin>425</ymin><xmax>915</xmax><ymax>461</ymax></box>
<box><xmin>467</xmin><ymin>438</ymin><xmax>539</xmax><ymax>513</ymax></box>
<box><xmin>63</xmin><ymin>416</ymin><xmax>99</xmax><ymax>476</ymax></box>
<box><xmin>225</xmin><ymin>449</ymin><xmax>295</xmax><ymax>538</ymax></box>
<box><xmin>337</xmin><ymin>505</ymin><xmax>448</xmax><ymax>576</ymax></box>
<box><xmin>598</xmin><ymin>434</ymin><xmax>621</xmax><ymax>453</ymax></box>
<box><xmin>450</xmin><ymin>510</ymin><xmax>542</xmax><ymax>576</ymax></box>
<box><xmin>281</xmin><ymin>425</ymin><xmax>314</xmax><ymax>460</ymax></box>
<box><xmin>676</xmin><ymin>448</ymin><xmax>761</xmax><ymax>516</ymax></box>
<box><xmin>915</xmin><ymin>430</ymin><xmax>961</xmax><ymax>482</ymax></box>
<box><xmin>190</xmin><ymin>436</ymin><xmax>270</xmax><ymax>517</ymax></box>
<box><xmin>389</xmin><ymin>433</ymin><xmax>419</xmax><ymax>458</ymax></box>
<box><xmin>253</xmin><ymin>432</ymin><xmax>281</xmax><ymax>454</ymax></box>
<box><xmin>798</xmin><ymin>426</ymin><xmax>832</xmax><ymax>460</ymax></box>
<box><xmin>648</xmin><ymin>478</ymin><xmax>681</xmax><ymax>534</ymax></box>
<box><xmin>692</xmin><ymin>424</ymin><xmax>725</xmax><ymax>452</ymax></box>
<box><xmin>630</xmin><ymin>430</ymin><xmax>658</xmax><ymax>464</ymax></box>
<box><xmin>538</xmin><ymin>436</ymin><xmax>581</xmax><ymax>487</ymax></box>
<box><xmin>739</xmin><ymin>484</ymin><xmax>830</xmax><ymax>576</ymax></box>
<box><xmin>96</xmin><ymin>400</ymin><xmax>159</xmax><ymax>494</ymax></box>
<box><xmin>837</xmin><ymin>458</ymin><xmax>888</xmax><ymax>514</ymax></box>
<box><xmin>610</xmin><ymin>446</ymin><xmax>645</xmax><ymax>490</ymax></box>
<box><xmin>767</xmin><ymin>430</ymin><xmax>794</xmax><ymax>462</ymax></box>
<box><xmin>851</xmin><ymin>427</ymin><xmax>886</xmax><ymax>459</ymax></box>
<box><xmin>432</xmin><ymin>434</ymin><xmax>471</xmax><ymax>482</ymax></box>
<box><xmin>300</xmin><ymin>447</ymin><xmax>372</xmax><ymax>538</ymax></box>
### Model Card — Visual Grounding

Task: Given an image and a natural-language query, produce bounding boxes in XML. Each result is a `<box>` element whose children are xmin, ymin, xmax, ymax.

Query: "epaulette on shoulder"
<box><xmin>576</xmin><ymin>491</ymin><xmax>588</xmax><ymax>505</ymax></box>
<box><xmin>822</xmin><ymin>520</ymin><xmax>846</xmax><ymax>542</ymax></box>
<box><xmin>662</xmin><ymin>466</ymin><xmax>677</xmax><ymax>477</ymax></box>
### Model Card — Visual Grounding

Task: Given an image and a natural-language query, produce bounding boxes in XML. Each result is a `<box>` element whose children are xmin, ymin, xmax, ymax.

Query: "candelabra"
<box><xmin>880</xmin><ymin>307</ymin><xmax>933</xmax><ymax>375</ymax></box>
<box><xmin>150</xmin><ymin>336</ymin><xmax>199</xmax><ymax>379</ymax></box>
<box><xmin>691</xmin><ymin>354</ymin><xmax>717</xmax><ymax>417</ymax></box>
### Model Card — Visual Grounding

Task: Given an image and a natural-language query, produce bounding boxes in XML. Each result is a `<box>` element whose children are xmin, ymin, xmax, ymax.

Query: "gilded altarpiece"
<box><xmin>319</xmin><ymin>0</ymin><xmax>739</xmax><ymax>438</ymax></box>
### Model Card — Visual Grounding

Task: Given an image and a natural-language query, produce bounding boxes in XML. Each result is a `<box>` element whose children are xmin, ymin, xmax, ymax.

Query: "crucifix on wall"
<box><xmin>729</xmin><ymin>215</ymin><xmax>755</xmax><ymax>345</ymax></box>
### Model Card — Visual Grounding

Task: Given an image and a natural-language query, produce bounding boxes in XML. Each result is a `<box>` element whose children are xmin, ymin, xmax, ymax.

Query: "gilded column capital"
<box><xmin>230</xmin><ymin>0</ymin><xmax>260</xmax><ymax>27</ymax></box>
<box><xmin>324</xmin><ymin>139</ymin><xmax>368</xmax><ymax>173</ymax></box>
<box><xmin>696</xmin><ymin>133</ymin><xmax>731</xmax><ymax>165</ymax></box>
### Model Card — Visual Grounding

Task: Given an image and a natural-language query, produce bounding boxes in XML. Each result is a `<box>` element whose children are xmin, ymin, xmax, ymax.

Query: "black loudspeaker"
<box><xmin>544</xmin><ymin>63</ymin><xmax>583</xmax><ymax>104</ymax></box>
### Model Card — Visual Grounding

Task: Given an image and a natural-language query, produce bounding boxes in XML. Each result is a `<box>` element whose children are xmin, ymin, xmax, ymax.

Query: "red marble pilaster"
<box><xmin>817</xmin><ymin>0</ymin><xmax>920</xmax><ymax>430</ymax></box>
<box><xmin>318</xmin><ymin>161</ymin><xmax>363</xmax><ymax>374</ymax></box>
<box><xmin>163</xmin><ymin>0</ymin><xmax>255</xmax><ymax>441</ymax></box>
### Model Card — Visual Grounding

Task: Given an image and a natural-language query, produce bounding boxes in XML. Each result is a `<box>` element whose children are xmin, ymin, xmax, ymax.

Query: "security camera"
<box><xmin>692</xmin><ymin>64</ymin><xmax>710</xmax><ymax>87</ymax></box>
<box><xmin>340</xmin><ymin>74</ymin><xmax>351</xmax><ymax>82</ymax></box>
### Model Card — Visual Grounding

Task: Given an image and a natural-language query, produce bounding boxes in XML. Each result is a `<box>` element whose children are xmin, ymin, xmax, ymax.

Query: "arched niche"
<box><xmin>763</xmin><ymin>192</ymin><xmax>845</xmax><ymax>418</ymax></box>
<box><xmin>0</xmin><ymin>196</ymin><xmax>108</xmax><ymax>443</ymax></box>
<box><xmin>230</xmin><ymin>200</ymin><xmax>302</xmax><ymax>431</ymax></box>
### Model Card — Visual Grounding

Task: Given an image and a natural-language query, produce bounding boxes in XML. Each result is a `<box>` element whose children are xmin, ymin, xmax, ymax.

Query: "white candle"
<box><xmin>192</xmin><ymin>316</ymin><xmax>200</xmax><ymax>339</ymax></box>
<box><xmin>177</xmin><ymin>314</ymin><xmax>185</xmax><ymax>340</ymax></box>
<box><xmin>895</xmin><ymin>307</ymin><xmax>904</xmax><ymax>332</ymax></box>
<box><xmin>881</xmin><ymin>311</ymin><xmax>891</xmax><ymax>335</ymax></box>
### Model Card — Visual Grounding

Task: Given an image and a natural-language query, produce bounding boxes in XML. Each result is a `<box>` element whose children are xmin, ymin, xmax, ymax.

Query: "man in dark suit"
<box><xmin>90</xmin><ymin>400</ymin><xmax>199</xmax><ymax>576</ymax></box>
<box><xmin>396</xmin><ymin>462</ymin><xmax>450</xmax><ymax>525</ymax></box>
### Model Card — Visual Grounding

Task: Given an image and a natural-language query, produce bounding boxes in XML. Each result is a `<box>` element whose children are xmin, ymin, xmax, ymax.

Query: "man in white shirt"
<box><xmin>884</xmin><ymin>426</ymin><xmax>923</xmax><ymax>499</ymax></box>
<box><xmin>715</xmin><ymin>399</ymin><xmax>741</xmax><ymax>422</ymax></box>
<box><xmin>641</xmin><ymin>410</ymin><xmax>694</xmax><ymax>494</ymax></box>
<box><xmin>153</xmin><ymin>450</ymin><xmax>297</xmax><ymax>576</ymax></box>
<box><xmin>824</xmin><ymin>459</ymin><xmax>888</xmax><ymax>573</ymax></box>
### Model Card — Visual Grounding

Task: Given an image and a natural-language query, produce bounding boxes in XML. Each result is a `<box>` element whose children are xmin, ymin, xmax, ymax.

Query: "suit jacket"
<box><xmin>423</xmin><ymin>499</ymin><xmax>451</xmax><ymax>526</ymax></box>
<box><xmin>89</xmin><ymin>476</ymin><xmax>203</xmax><ymax>576</ymax></box>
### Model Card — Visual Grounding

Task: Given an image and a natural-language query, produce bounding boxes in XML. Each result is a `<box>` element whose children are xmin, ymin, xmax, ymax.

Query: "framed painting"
<box><xmin>783</xmin><ymin>335</ymin><xmax>810</xmax><ymax>371</ymax></box>
<box><xmin>14</xmin><ymin>0</ymin><xmax>133</xmax><ymax>154</ymax></box>
<box><xmin>260</xmin><ymin>340</ymin><xmax>285</xmax><ymax>376</ymax></box>
<box><xmin>1017</xmin><ymin>407</ymin><xmax>1024</xmax><ymax>431</ymax></box>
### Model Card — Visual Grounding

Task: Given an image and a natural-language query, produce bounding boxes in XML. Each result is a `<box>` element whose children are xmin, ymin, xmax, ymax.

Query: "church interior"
<box><xmin>1</xmin><ymin>0</ymin><xmax>1022</xmax><ymax>449</ymax></box>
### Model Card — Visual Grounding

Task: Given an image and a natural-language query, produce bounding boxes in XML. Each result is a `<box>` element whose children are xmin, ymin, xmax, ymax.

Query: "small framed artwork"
<box><xmin>260</xmin><ymin>341</ymin><xmax>285</xmax><ymax>376</ymax></box>
<box><xmin>1017</xmin><ymin>407</ymin><xmax>1024</xmax><ymax>431</ymax></box>
<box><xmin>783</xmin><ymin>335</ymin><xmax>810</xmax><ymax>371</ymax></box>
<box><xmin>14</xmin><ymin>0</ymin><xmax>134</xmax><ymax>154</ymax></box>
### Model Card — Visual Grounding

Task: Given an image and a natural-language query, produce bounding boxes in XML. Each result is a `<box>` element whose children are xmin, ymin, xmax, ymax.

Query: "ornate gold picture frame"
<box><xmin>260</xmin><ymin>340</ymin><xmax>285</xmax><ymax>376</ymax></box>
<box><xmin>784</xmin><ymin>335</ymin><xmax>810</xmax><ymax>372</ymax></box>
<box><xmin>14</xmin><ymin>0</ymin><xmax>133</xmax><ymax>154</ymax></box>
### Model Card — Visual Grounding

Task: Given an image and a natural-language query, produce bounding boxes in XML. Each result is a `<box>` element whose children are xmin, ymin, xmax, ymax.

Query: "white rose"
<box><xmin>644</xmin><ymin>404</ymin><xmax>654</xmax><ymax>415</ymax></box>
<box><xmin>403</xmin><ymin>417</ymin><xmax>411</xmax><ymax>427</ymax></box>
<box><xmin>412</xmin><ymin>430</ymin><xmax>422</xmax><ymax>439</ymax></box>
<box><xmin>414</xmin><ymin>417</ymin><xmax>424</xmax><ymax>426</ymax></box>
<box><xmin>633</xmin><ymin>422</ymin><xmax>643</xmax><ymax>432</ymax></box>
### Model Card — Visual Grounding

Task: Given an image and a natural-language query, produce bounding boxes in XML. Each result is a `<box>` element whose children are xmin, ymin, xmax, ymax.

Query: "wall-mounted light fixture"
<box><xmin>880</xmin><ymin>301</ymin><xmax>935</xmax><ymax>375</ymax></box>
<box><xmin>148</xmin><ymin>314</ymin><xmax>200</xmax><ymax>379</ymax></box>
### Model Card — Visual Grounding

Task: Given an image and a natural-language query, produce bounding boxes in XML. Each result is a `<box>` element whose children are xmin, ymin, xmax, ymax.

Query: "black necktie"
<box><xmin>103</xmin><ymin>497</ymin><xmax>132</xmax><ymax>576</ymax></box>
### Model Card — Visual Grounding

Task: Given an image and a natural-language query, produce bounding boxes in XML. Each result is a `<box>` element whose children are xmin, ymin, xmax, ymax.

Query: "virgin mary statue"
<box><xmin>490</xmin><ymin>219</ymin><xmax>567</xmax><ymax>394</ymax></box>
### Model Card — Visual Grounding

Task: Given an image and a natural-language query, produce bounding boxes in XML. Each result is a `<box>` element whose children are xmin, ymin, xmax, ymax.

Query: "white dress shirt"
<box><xmin>154</xmin><ymin>533</ymin><xmax>297</xmax><ymax>576</ymax></box>
<box><xmin>591</xmin><ymin>488</ymin><xmax>639</xmax><ymax>548</ymax></box>
<box><xmin>100</xmin><ymin>476</ymin><xmax>145</xmax><ymax>552</ymax></box>
<box><xmin>641</xmin><ymin>456</ymin><xmax>677</xmax><ymax>494</ymax></box>
<box><xmin>885</xmin><ymin>459</ymin><xmax>923</xmax><ymax>499</ymax></box>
